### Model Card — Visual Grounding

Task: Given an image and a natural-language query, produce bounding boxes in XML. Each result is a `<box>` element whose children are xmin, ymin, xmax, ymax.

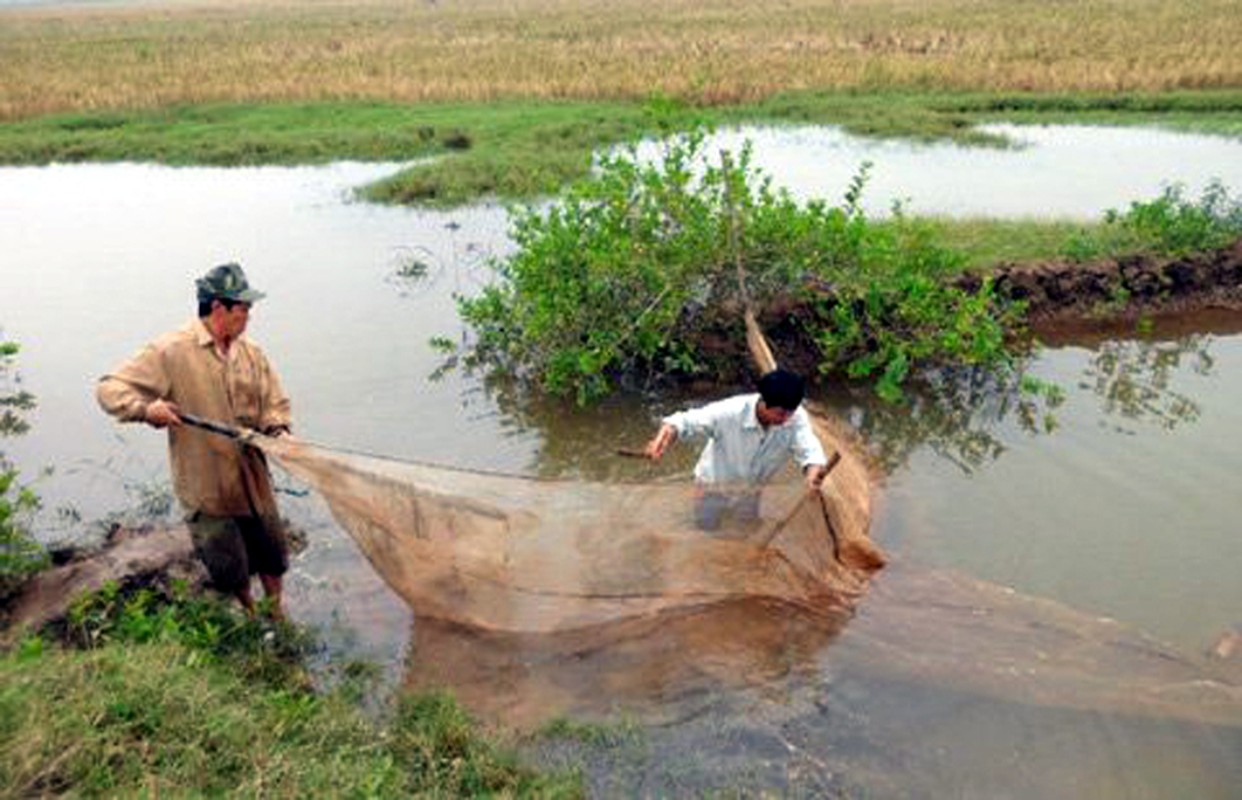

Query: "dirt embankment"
<box><xmin>0</xmin><ymin>525</ymin><xmax>203</xmax><ymax>646</ymax></box>
<box><xmin>960</xmin><ymin>238</ymin><xmax>1242</xmax><ymax>327</ymax></box>
<box><xmin>717</xmin><ymin>240</ymin><xmax>1242</xmax><ymax>379</ymax></box>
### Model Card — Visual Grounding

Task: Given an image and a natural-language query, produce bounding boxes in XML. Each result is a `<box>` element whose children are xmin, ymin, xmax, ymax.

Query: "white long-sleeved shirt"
<box><xmin>662</xmin><ymin>393</ymin><xmax>826</xmax><ymax>485</ymax></box>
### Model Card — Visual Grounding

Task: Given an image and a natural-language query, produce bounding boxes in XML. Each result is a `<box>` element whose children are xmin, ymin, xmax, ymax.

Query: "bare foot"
<box><xmin>1209</xmin><ymin>629</ymin><xmax>1242</xmax><ymax>660</ymax></box>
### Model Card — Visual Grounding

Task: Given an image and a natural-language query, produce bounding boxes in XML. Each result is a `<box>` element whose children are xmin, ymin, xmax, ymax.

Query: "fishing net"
<box><xmin>246</xmin><ymin>315</ymin><xmax>886</xmax><ymax>633</ymax></box>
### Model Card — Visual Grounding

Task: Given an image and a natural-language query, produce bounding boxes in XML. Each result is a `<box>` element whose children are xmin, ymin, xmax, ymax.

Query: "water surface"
<box><xmin>2</xmin><ymin>126</ymin><xmax>1241</xmax><ymax>796</ymax></box>
<box><xmin>642</xmin><ymin>123</ymin><xmax>1242</xmax><ymax>218</ymax></box>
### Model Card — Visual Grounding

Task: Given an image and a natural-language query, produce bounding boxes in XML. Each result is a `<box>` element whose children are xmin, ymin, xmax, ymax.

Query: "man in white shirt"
<box><xmin>643</xmin><ymin>368</ymin><xmax>829</xmax><ymax>531</ymax></box>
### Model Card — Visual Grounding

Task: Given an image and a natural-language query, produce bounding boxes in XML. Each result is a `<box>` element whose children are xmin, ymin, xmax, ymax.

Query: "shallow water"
<box><xmin>638</xmin><ymin>123</ymin><xmax>1242</xmax><ymax>218</ymax></box>
<box><xmin>2</xmin><ymin>125</ymin><xmax>1241</xmax><ymax>796</ymax></box>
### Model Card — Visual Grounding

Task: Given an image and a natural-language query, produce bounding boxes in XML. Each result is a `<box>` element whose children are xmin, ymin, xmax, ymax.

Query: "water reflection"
<box><xmin>483</xmin><ymin>377</ymin><xmax>700</xmax><ymax>481</ymax></box>
<box><xmin>1081</xmin><ymin>335</ymin><xmax>1212</xmax><ymax>432</ymax></box>
<box><xmin>479</xmin><ymin>321</ymin><xmax>1224</xmax><ymax>484</ymax></box>
<box><xmin>840</xmin><ymin>325</ymin><xmax>1228</xmax><ymax>473</ymax></box>
<box><xmin>0</xmin><ymin>337</ymin><xmax>35</xmax><ymax>439</ymax></box>
<box><xmin>831</xmin><ymin>363</ymin><xmax>1055</xmax><ymax>475</ymax></box>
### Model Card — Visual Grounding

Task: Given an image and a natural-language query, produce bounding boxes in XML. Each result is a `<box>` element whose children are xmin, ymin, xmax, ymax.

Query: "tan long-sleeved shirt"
<box><xmin>96</xmin><ymin>318</ymin><xmax>292</xmax><ymax>518</ymax></box>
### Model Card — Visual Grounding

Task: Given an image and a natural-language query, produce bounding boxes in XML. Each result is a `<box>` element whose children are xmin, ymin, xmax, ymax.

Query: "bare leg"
<box><xmin>235</xmin><ymin>582</ymin><xmax>257</xmax><ymax>616</ymax></box>
<box><xmin>259</xmin><ymin>574</ymin><xmax>285</xmax><ymax>621</ymax></box>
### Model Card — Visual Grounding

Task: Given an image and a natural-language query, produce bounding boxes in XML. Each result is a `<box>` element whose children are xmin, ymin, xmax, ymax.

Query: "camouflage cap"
<box><xmin>195</xmin><ymin>262</ymin><xmax>265</xmax><ymax>304</ymax></box>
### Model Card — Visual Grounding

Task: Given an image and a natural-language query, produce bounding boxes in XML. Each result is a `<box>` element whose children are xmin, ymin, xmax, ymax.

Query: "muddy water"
<box><xmin>2</xmin><ymin>125</ymin><xmax>1241</xmax><ymax>797</ymax></box>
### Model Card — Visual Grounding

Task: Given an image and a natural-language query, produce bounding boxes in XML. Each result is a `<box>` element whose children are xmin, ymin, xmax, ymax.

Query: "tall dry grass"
<box><xmin>1</xmin><ymin>0</ymin><xmax>1240</xmax><ymax>121</ymax></box>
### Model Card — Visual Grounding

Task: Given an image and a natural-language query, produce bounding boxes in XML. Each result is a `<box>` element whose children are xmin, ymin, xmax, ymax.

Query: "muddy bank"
<box><xmin>0</xmin><ymin>518</ymin><xmax>319</xmax><ymax>645</ymax></box>
<box><xmin>693</xmin><ymin>240</ymin><xmax>1242</xmax><ymax>383</ymax></box>
<box><xmin>963</xmin><ymin>238</ymin><xmax>1242</xmax><ymax>327</ymax></box>
<box><xmin>0</xmin><ymin>525</ymin><xmax>204</xmax><ymax>646</ymax></box>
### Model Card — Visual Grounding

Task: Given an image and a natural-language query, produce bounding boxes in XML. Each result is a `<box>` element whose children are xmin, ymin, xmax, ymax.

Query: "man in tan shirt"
<box><xmin>97</xmin><ymin>262</ymin><xmax>293</xmax><ymax>618</ymax></box>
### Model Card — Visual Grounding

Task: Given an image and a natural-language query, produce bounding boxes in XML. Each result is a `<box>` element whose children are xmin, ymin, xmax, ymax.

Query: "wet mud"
<box><xmin>0</xmin><ymin>525</ymin><xmax>203</xmax><ymax>646</ymax></box>
<box><xmin>967</xmin><ymin>238</ymin><xmax>1242</xmax><ymax>327</ymax></box>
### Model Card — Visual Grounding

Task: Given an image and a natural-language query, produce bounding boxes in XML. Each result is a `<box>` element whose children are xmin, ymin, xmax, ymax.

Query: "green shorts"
<box><xmin>186</xmin><ymin>512</ymin><xmax>288</xmax><ymax>593</ymax></box>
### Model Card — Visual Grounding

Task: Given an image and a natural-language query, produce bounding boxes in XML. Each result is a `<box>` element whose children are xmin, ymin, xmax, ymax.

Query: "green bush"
<box><xmin>457</xmin><ymin>129</ymin><xmax>1026</xmax><ymax>403</ymax></box>
<box><xmin>0</xmin><ymin>340</ymin><xmax>45</xmax><ymax>602</ymax></box>
<box><xmin>1064</xmin><ymin>180</ymin><xmax>1242</xmax><ymax>261</ymax></box>
<box><xmin>0</xmin><ymin>469</ymin><xmax>44</xmax><ymax>602</ymax></box>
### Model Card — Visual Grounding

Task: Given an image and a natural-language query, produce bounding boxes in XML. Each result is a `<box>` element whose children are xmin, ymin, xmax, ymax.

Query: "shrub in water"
<box><xmin>457</xmin><ymin>129</ymin><xmax>1026</xmax><ymax>403</ymax></box>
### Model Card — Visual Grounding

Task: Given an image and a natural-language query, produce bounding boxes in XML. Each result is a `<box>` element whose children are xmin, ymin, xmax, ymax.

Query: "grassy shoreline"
<box><xmin>0</xmin><ymin>584</ymin><xmax>583</xmax><ymax>797</ymax></box>
<box><xmin>2</xmin><ymin>90</ymin><xmax>1241</xmax><ymax>212</ymax></box>
<box><xmin>2</xmin><ymin>0</ymin><xmax>1240</xmax><ymax>212</ymax></box>
<box><xmin>2</xmin><ymin>89</ymin><xmax>1237</xmax><ymax>269</ymax></box>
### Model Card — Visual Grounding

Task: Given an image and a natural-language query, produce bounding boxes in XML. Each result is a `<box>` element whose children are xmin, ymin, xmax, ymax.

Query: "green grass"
<box><xmin>0</xmin><ymin>644</ymin><xmax>580</xmax><ymax>797</ymax></box>
<box><xmin>1</xmin><ymin>90</ymin><xmax>1240</xmax><ymax>207</ymax></box>
<box><xmin>1</xmin><ymin>584</ymin><xmax>582</xmax><ymax>798</ymax></box>
<box><xmin>916</xmin><ymin>218</ymin><xmax>1094</xmax><ymax>270</ymax></box>
<box><xmin>535</xmin><ymin>715</ymin><xmax>644</xmax><ymax>748</ymax></box>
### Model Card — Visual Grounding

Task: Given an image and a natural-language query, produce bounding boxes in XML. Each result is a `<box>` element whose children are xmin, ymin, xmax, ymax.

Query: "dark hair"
<box><xmin>757</xmin><ymin>368</ymin><xmax>805</xmax><ymax>411</ymax></box>
<box><xmin>197</xmin><ymin>296</ymin><xmax>246</xmax><ymax>318</ymax></box>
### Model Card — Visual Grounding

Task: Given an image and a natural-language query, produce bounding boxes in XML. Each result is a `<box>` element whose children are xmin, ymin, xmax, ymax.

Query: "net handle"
<box><xmin>179</xmin><ymin>412</ymin><xmax>243</xmax><ymax>439</ymax></box>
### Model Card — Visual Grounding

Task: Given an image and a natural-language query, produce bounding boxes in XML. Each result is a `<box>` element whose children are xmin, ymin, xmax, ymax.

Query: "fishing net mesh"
<box><xmin>250</xmin><ymin>316</ymin><xmax>885</xmax><ymax>633</ymax></box>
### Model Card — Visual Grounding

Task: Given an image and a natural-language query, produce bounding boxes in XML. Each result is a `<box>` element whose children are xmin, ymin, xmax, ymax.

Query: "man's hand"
<box><xmin>144</xmin><ymin>399</ymin><xmax>182</xmax><ymax>429</ymax></box>
<box><xmin>803</xmin><ymin>451</ymin><xmax>842</xmax><ymax>491</ymax></box>
<box><xmin>644</xmin><ymin>423</ymin><xmax>678</xmax><ymax>460</ymax></box>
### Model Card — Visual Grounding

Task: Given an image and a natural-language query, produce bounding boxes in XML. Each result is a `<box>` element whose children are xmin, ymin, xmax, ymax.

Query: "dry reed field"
<box><xmin>1</xmin><ymin>0</ymin><xmax>1240</xmax><ymax>122</ymax></box>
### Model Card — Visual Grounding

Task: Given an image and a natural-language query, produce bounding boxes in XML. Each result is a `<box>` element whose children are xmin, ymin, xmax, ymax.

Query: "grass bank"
<box><xmin>0</xmin><ymin>583</ymin><xmax>581</xmax><ymax>797</ymax></box>
<box><xmin>2</xmin><ymin>0</ymin><xmax>1240</xmax><ymax>121</ymax></box>
<box><xmin>2</xmin><ymin>0</ymin><xmax>1241</xmax><ymax>207</ymax></box>
<box><xmin>2</xmin><ymin>90</ymin><xmax>1241</xmax><ymax>208</ymax></box>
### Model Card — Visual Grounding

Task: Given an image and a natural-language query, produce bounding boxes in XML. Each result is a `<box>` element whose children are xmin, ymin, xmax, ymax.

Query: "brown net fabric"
<box><xmin>258</xmin><ymin>437</ymin><xmax>877</xmax><ymax>633</ymax></box>
<box><xmin>250</xmin><ymin>316</ymin><xmax>885</xmax><ymax>633</ymax></box>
